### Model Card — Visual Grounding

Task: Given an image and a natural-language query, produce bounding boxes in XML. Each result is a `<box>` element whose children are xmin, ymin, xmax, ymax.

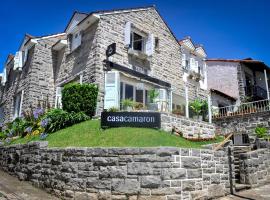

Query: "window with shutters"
<box><xmin>124</xmin><ymin>22</ymin><xmax>154</xmax><ymax>56</ymax></box>
<box><xmin>131</xmin><ymin>32</ymin><xmax>145</xmax><ymax>52</ymax></box>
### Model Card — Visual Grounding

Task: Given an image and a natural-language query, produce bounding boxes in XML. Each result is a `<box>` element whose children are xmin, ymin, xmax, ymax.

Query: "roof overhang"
<box><xmin>210</xmin><ymin>89</ymin><xmax>237</xmax><ymax>101</ymax></box>
<box><xmin>75</xmin><ymin>14</ymin><xmax>100</xmax><ymax>33</ymax></box>
<box><xmin>52</xmin><ymin>39</ymin><xmax>68</xmax><ymax>51</ymax></box>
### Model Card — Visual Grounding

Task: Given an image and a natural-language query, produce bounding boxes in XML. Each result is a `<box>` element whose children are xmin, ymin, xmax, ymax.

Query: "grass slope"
<box><xmin>11</xmin><ymin>120</ymin><xmax>223</xmax><ymax>148</ymax></box>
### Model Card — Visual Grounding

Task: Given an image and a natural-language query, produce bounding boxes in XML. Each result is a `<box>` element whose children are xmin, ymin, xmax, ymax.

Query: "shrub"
<box><xmin>255</xmin><ymin>126</ymin><xmax>268</xmax><ymax>138</ymax></box>
<box><xmin>62</xmin><ymin>83</ymin><xmax>98</xmax><ymax>117</ymax></box>
<box><xmin>44</xmin><ymin>109</ymin><xmax>90</xmax><ymax>133</ymax></box>
<box><xmin>149</xmin><ymin>89</ymin><xmax>159</xmax><ymax>103</ymax></box>
<box><xmin>107</xmin><ymin>107</ymin><xmax>119</xmax><ymax>112</ymax></box>
<box><xmin>121</xmin><ymin>99</ymin><xmax>134</xmax><ymax>110</ymax></box>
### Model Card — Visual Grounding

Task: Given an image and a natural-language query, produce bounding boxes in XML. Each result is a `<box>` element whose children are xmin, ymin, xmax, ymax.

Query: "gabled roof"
<box><xmin>210</xmin><ymin>89</ymin><xmax>237</xmax><ymax>101</ymax></box>
<box><xmin>179</xmin><ymin>37</ymin><xmax>207</xmax><ymax>58</ymax></box>
<box><xmin>207</xmin><ymin>58</ymin><xmax>270</xmax><ymax>72</ymax></box>
<box><xmin>64</xmin><ymin>11</ymin><xmax>88</xmax><ymax>33</ymax></box>
<box><xmin>67</xmin><ymin>5</ymin><xmax>180</xmax><ymax>46</ymax></box>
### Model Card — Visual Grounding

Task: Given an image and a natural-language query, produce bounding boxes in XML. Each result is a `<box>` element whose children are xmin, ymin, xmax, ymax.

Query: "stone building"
<box><xmin>179</xmin><ymin>37</ymin><xmax>208</xmax><ymax>118</ymax></box>
<box><xmin>0</xmin><ymin>6</ymin><xmax>209</xmax><ymax>123</ymax></box>
<box><xmin>207</xmin><ymin>58</ymin><xmax>270</xmax><ymax>108</ymax></box>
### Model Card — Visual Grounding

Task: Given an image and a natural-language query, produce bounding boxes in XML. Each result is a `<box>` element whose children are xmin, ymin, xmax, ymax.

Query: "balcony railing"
<box><xmin>213</xmin><ymin>99</ymin><xmax>270</xmax><ymax>119</ymax></box>
<box><xmin>244</xmin><ymin>85</ymin><xmax>267</xmax><ymax>100</ymax></box>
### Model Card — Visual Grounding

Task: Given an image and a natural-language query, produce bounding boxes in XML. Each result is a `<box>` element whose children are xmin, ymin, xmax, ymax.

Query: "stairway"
<box><xmin>233</xmin><ymin>146</ymin><xmax>251</xmax><ymax>184</ymax></box>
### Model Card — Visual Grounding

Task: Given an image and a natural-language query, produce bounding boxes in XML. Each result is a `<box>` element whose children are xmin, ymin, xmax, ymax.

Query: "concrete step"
<box><xmin>235</xmin><ymin>183</ymin><xmax>251</xmax><ymax>192</ymax></box>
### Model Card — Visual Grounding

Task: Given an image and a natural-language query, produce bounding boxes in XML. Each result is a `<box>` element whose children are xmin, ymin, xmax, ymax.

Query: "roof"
<box><xmin>179</xmin><ymin>36</ymin><xmax>207</xmax><ymax>58</ymax></box>
<box><xmin>71</xmin><ymin>5</ymin><xmax>180</xmax><ymax>46</ymax></box>
<box><xmin>210</xmin><ymin>89</ymin><xmax>237</xmax><ymax>101</ymax></box>
<box><xmin>207</xmin><ymin>58</ymin><xmax>270</xmax><ymax>71</ymax></box>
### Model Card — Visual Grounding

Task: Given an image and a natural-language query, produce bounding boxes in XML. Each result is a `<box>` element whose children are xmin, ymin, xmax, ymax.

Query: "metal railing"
<box><xmin>244</xmin><ymin>85</ymin><xmax>267</xmax><ymax>100</ymax></box>
<box><xmin>213</xmin><ymin>99</ymin><xmax>270</xmax><ymax>119</ymax></box>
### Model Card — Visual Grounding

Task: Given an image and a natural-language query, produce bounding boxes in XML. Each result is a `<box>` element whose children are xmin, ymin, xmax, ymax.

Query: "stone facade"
<box><xmin>207</xmin><ymin>59</ymin><xmax>270</xmax><ymax>105</ymax></box>
<box><xmin>0</xmin><ymin>6</ymin><xmax>209</xmax><ymax>123</ymax></box>
<box><xmin>214</xmin><ymin>111</ymin><xmax>270</xmax><ymax>135</ymax></box>
<box><xmin>0</xmin><ymin>141</ymin><xmax>231</xmax><ymax>200</ymax></box>
<box><xmin>0</xmin><ymin>34</ymin><xmax>65</xmax><ymax>123</ymax></box>
<box><xmin>161</xmin><ymin>113</ymin><xmax>215</xmax><ymax>139</ymax></box>
<box><xmin>239</xmin><ymin>148</ymin><xmax>270</xmax><ymax>187</ymax></box>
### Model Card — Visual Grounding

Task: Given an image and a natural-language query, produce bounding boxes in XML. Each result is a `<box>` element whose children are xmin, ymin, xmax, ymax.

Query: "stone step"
<box><xmin>235</xmin><ymin>183</ymin><xmax>251</xmax><ymax>192</ymax></box>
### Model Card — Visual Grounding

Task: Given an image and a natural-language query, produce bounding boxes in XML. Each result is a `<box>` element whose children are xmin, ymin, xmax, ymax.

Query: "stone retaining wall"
<box><xmin>161</xmin><ymin>113</ymin><xmax>216</xmax><ymax>139</ymax></box>
<box><xmin>214</xmin><ymin>112</ymin><xmax>270</xmax><ymax>135</ymax></box>
<box><xmin>239</xmin><ymin>148</ymin><xmax>270</xmax><ymax>187</ymax></box>
<box><xmin>0</xmin><ymin>142</ymin><xmax>230</xmax><ymax>200</ymax></box>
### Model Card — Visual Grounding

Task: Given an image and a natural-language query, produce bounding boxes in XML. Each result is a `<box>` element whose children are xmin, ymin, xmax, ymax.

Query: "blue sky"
<box><xmin>0</xmin><ymin>0</ymin><xmax>269</xmax><ymax>71</ymax></box>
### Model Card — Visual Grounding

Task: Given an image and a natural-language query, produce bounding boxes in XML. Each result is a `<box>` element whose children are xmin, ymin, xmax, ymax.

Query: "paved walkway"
<box><xmin>0</xmin><ymin>170</ymin><xmax>58</xmax><ymax>200</ymax></box>
<box><xmin>218</xmin><ymin>184</ymin><xmax>270</xmax><ymax>200</ymax></box>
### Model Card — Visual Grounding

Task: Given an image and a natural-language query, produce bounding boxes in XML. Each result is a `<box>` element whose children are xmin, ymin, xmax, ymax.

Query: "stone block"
<box><xmin>208</xmin><ymin>184</ymin><xmax>225</xmax><ymax>198</ymax></box>
<box><xmin>74</xmin><ymin>192</ymin><xmax>98</xmax><ymax>200</ymax></box>
<box><xmin>162</xmin><ymin>168</ymin><xmax>186</xmax><ymax>180</ymax></box>
<box><xmin>181</xmin><ymin>157</ymin><xmax>201</xmax><ymax>168</ymax></box>
<box><xmin>111</xmin><ymin>179</ymin><xmax>140</xmax><ymax>195</ymax></box>
<box><xmin>141</xmin><ymin>176</ymin><xmax>161</xmax><ymax>188</ymax></box>
<box><xmin>182</xmin><ymin>180</ymin><xmax>196</xmax><ymax>191</ymax></box>
<box><xmin>187</xmin><ymin>169</ymin><xmax>202</xmax><ymax>179</ymax></box>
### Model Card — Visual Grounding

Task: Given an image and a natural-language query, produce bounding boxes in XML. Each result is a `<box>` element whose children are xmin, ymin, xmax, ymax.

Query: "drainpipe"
<box><xmin>264</xmin><ymin>69</ymin><xmax>269</xmax><ymax>100</ymax></box>
<box><xmin>185</xmin><ymin>84</ymin><xmax>189</xmax><ymax>118</ymax></box>
<box><xmin>208</xmin><ymin>92</ymin><xmax>212</xmax><ymax>123</ymax></box>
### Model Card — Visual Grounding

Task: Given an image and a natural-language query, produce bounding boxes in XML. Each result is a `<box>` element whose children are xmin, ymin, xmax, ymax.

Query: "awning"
<box><xmin>105</xmin><ymin>61</ymin><xmax>171</xmax><ymax>88</ymax></box>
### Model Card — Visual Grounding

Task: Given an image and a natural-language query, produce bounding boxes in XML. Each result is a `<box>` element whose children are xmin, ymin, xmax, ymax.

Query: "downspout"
<box><xmin>264</xmin><ymin>69</ymin><xmax>269</xmax><ymax>100</ymax></box>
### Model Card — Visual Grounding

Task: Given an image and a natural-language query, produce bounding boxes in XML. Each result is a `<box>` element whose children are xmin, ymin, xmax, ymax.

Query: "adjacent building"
<box><xmin>207</xmin><ymin>58</ymin><xmax>270</xmax><ymax>109</ymax></box>
<box><xmin>0</xmin><ymin>6</ymin><xmax>209</xmax><ymax>123</ymax></box>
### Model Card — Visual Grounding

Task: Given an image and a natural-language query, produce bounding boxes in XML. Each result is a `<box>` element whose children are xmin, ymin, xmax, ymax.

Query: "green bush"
<box><xmin>62</xmin><ymin>83</ymin><xmax>98</xmax><ymax>117</ymax></box>
<box><xmin>255</xmin><ymin>126</ymin><xmax>268</xmax><ymax>138</ymax></box>
<box><xmin>44</xmin><ymin>109</ymin><xmax>90</xmax><ymax>133</ymax></box>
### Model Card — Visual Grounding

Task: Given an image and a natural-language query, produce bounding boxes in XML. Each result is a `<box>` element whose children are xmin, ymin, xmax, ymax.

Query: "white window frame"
<box><xmin>130</xmin><ymin>30</ymin><xmax>146</xmax><ymax>53</ymax></box>
<box><xmin>70</xmin><ymin>31</ymin><xmax>82</xmax><ymax>52</ymax></box>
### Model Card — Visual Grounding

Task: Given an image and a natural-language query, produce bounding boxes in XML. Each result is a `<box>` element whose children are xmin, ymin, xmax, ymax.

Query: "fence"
<box><xmin>213</xmin><ymin>99</ymin><xmax>270</xmax><ymax>119</ymax></box>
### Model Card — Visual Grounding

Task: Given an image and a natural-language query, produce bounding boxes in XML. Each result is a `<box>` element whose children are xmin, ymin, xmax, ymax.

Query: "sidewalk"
<box><xmin>218</xmin><ymin>184</ymin><xmax>270</xmax><ymax>200</ymax></box>
<box><xmin>0</xmin><ymin>170</ymin><xmax>58</xmax><ymax>200</ymax></box>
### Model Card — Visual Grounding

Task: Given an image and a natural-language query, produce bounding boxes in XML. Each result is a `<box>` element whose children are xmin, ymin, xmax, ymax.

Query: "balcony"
<box><xmin>244</xmin><ymin>85</ymin><xmax>268</xmax><ymax>101</ymax></box>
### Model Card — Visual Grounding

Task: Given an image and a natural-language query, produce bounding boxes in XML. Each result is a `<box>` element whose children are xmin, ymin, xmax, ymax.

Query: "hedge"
<box><xmin>62</xmin><ymin>83</ymin><xmax>98</xmax><ymax>117</ymax></box>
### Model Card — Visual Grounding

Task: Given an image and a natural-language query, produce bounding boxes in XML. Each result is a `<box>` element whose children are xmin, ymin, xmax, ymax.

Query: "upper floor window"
<box><xmin>124</xmin><ymin>22</ymin><xmax>154</xmax><ymax>56</ymax></box>
<box><xmin>13</xmin><ymin>91</ymin><xmax>23</xmax><ymax>119</ymax></box>
<box><xmin>131</xmin><ymin>32</ymin><xmax>145</xmax><ymax>52</ymax></box>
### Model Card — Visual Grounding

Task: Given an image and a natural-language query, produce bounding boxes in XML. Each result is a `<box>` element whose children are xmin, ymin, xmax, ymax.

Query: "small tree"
<box><xmin>255</xmin><ymin>126</ymin><xmax>267</xmax><ymax>138</ymax></box>
<box><xmin>149</xmin><ymin>89</ymin><xmax>159</xmax><ymax>103</ymax></box>
<box><xmin>62</xmin><ymin>83</ymin><xmax>98</xmax><ymax>117</ymax></box>
<box><xmin>189</xmin><ymin>99</ymin><xmax>204</xmax><ymax>120</ymax></box>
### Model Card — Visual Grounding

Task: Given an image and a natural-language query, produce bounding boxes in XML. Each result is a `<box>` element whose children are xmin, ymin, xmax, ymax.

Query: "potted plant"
<box><xmin>121</xmin><ymin>99</ymin><xmax>134</xmax><ymax>111</ymax></box>
<box><xmin>255</xmin><ymin>125</ymin><xmax>268</xmax><ymax>149</ymax></box>
<box><xmin>147</xmin><ymin>89</ymin><xmax>159</xmax><ymax>111</ymax></box>
<box><xmin>189</xmin><ymin>99</ymin><xmax>204</xmax><ymax>121</ymax></box>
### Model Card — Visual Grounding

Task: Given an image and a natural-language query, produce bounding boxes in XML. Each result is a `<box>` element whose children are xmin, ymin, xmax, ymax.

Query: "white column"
<box><xmin>208</xmin><ymin>93</ymin><xmax>212</xmax><ymax>123</ymax></box>
<box><xmin>19</xmin><ymin>90</ymin><xmax>24</xmax><ymax>117</ymax></box>
<box><xmin>264</xmin><ymin>69</ymin><xmax>269</xmax><ymax>100</ymax></box>
<box><xmin>185</xmin><ymin>84</ymin><xmax>189</xmax><ymax>118</ymax></box>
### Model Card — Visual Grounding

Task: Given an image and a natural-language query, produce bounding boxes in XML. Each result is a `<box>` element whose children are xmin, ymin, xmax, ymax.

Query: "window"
<box><xmin>155</xmin><ymin>37</ymin><xmax>159</xmax><ymax>51</ymax></box>
<box><xmin>125</xmin><ymin>84</ymin><xmax>134</xmax><ymax>100</ymax></box>
<box><xmin>131</xmin><ymin>32</ymin><xmax>145</xmax><ymax>52</ymax></box>
<box><xmin>13</xmin><ymin>91</ymin><xmax>23</xmax><ymax>119</ymax></box>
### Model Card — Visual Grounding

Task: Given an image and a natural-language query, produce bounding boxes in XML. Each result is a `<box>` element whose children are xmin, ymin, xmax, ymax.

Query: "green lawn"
<box><xmin>10</xmin><ymin>120</ymin><xmax>223</xmax><ymax>148</ymax></box>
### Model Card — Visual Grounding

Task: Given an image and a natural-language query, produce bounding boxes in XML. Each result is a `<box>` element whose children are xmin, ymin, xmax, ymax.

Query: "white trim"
<box><xmin>264</xmin><ymin>69</ymin><xmax>270</xmax><ymax>100</ymax></box>
<box><xmin>185</xmin><ymin>85</ymin><xmax>189</xmax><ymax>118</ymax></box>
<box><xmin>35</xmin><ymin>33</ymin><xmax>66</xmax><ymax>40</ymax></box>
<box><xmin>97</xmin><ymin>8</ymin><xmax>152</xmax><ymax>16</ymax></box>
<box><xmin>19</xmin><ymin>90</ymin><xmax>24</xmax><ymax>117</ymax></box>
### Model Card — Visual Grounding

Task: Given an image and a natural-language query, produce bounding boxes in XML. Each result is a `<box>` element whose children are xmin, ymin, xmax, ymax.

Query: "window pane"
<box><xmin>125</xmin><ymin>84</ymin><xmax>134</xmax><ymax>100</ymax></box>
<box><xmin>133</xmin><ymin>32</ymin><xmax>143</xmax><ymax>51</ymax></box>
<box><xmin>136</xmin><ymin>89</ymin><xmax>143</xmax><ymax>103</ymax></box>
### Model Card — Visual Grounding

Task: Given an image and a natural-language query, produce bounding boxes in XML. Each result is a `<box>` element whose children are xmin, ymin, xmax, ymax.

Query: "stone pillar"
<box><xmin>208</xmin><ymin>92</ymin><xmax>212</xmax><ymax>123</ymax></box>
<box><xmin>264</xmin><ymin>69</ymin><xmax>269</xmax><ymax>100</ymax></box>
<box><xmin>185</xmin><ymin>84</ymin><xmax>189</xmax><ymax>118</ymax></box>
